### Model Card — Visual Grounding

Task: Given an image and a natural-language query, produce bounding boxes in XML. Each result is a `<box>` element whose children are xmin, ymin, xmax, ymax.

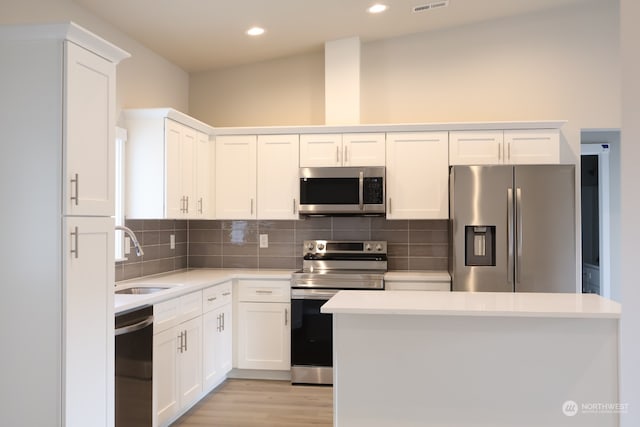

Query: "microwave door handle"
<box><xmin>358</xmin><ymin>171</ymin><xmax>364</xmax><ymax>211</ymax></box>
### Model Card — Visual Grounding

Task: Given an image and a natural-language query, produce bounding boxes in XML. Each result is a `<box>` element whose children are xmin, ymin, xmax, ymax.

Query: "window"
<box><xmin>115</xmin><ymin>127</ymin><xmax>127</xmax><ymax>261</ymax></box>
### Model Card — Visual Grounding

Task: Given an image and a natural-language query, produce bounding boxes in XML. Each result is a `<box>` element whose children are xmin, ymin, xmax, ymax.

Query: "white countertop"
<box><xmin>114</xmin><ymin>268</ymin><xmax>293</xmax><ymax>314</ymax></box>
<box><xmin>321</xmin><ymin>290</ymin><xmax>621</xmax><ymax>319</ymax></box>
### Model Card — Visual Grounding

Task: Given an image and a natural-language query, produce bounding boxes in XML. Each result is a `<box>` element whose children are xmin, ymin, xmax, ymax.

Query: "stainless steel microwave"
<box><xmin>299</xmin><ymin>166</ymin><xmax>385</xmax><ymax>215</ymax></box>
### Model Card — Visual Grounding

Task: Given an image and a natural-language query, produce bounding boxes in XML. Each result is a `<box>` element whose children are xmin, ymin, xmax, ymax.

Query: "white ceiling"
<box><xmin>73</xmin><ymin>0</ymin><xmax>592</xmax><ymax>72</ymax></box>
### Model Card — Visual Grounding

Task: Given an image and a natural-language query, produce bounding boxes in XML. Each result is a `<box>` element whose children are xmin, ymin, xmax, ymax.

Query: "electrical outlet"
<box><xmin>124</xmin><ymin>236</ymin><xmax>131</xmax><ymax>255</ymax></box>
<box><xmin>170</xmin><ymin>234</ymin><xmax>175</xmax><ymax>250</ymax></box>
<box><xmin>259</xmin><ymin>234</ymin><xmax>269</xmax><ymax>248</ymax></box>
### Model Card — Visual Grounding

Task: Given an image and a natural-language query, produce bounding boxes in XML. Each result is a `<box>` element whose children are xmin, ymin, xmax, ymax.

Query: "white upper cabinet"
<box><xmin>124</xmin><ymin>109</ymin><xmax>213</xmax><ymax>219</ymax></box>
<box><xmin>64</xmin><ymin>42</ymin><xmax>116</xmax><ymax>216</ymax></box>
<box><xmin>215</xmin><ymin>135</ymin><xmax>257</xmax><ymax>219</ymax></box>
<box><xmin>299</xmin><ymin>134</ymin><xmax>342</xmax><ymax>167</ymax></box>
<box><xmin>386</xmin><ymin>132</ymin><xmax>449</xmax><ymax>220</ymax></box>
<box><xmin>342</xmin><ymin>133</ymin><xmax>386</xmax><ymax>166</ymax></box>
<box><xmin>504</xmin><ymin>129</ymin><xmax>560</xmax><ymax>164</ymax></box>
<box><xmin>449</xmin><ymin>130</ymin><xmax>504</xmax><ymax>165</ymax></box>
<box><xmin>450</xmin><ymin>129</ymin><xmax>560</xmax><ymax>165</ymax></box>
<box><xmin>257</xmin><ymin>134</ymin><xmax>300</xmax><ymax>219</ymax></box>
<box><xmin>300</xmin><ymin>133</ymin><xmax>385</xmax><ymax>167</ymax></box>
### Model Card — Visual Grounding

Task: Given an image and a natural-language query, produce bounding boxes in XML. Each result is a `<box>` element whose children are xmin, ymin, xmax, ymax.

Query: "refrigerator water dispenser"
<box><xmin>465</xmin><ymin>226</ymin><xmax>495</xmax><ymax>266</ymax></box>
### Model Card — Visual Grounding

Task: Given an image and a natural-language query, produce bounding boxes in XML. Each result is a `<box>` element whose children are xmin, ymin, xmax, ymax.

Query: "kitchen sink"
<box><xmin>115</xmin><ymin>285</ymin><xmax>175</xmax><ymax>295</ymax></box>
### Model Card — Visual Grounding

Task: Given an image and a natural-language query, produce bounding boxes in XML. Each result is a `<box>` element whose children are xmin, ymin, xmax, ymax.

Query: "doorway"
<box><xmin>580</xmin><ymin>130</ymin><xmax>620</xmax><ymax>300</ymax></box>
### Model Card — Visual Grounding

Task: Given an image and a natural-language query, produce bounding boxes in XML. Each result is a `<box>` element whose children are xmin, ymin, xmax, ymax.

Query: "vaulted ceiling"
<box><xmin>74</xmin><ymin>0</ymin><xmax>594</xmax><ymax>72</ymax></box>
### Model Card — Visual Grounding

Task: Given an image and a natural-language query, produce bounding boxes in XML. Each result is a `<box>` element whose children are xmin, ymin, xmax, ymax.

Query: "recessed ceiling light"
<box><xmin>246</xmin><ymin>27</ymin><xmax>265</xmax><ymax>36</ymax></box>
<box><xmin>368</xmin><ymin>4</ymin><xmax>388</xmax><ymax>14</ymax></box>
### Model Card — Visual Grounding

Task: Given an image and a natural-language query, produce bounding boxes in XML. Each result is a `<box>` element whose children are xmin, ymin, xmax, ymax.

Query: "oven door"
<box><xmin>291</xmin><ymin>288</ymin><xmax>339</xmax><ymax>385</ymax></box>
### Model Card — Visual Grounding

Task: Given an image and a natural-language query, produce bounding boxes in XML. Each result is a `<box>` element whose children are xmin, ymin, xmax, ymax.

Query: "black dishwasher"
<box><xmin>115</xmin><ymin>305</ymin><xmax>154</xmax><ymax>427</ymax></box>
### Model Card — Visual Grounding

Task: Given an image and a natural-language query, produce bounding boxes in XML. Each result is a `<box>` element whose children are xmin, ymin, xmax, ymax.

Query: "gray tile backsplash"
<box><xmin>116</xmin><ymin>217</ymin><xmax>449</xmax><ymax>281</ymax></box>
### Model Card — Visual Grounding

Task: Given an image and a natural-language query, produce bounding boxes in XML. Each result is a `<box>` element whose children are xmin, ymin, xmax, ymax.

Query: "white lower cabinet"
<box><xmin>236</xmin><ymin>280</ymin><xmax>291</xmax><ymax>371</ymax></box>
<box><xmin>153</xmin><ymin>292</ymin><xmax>203</xmax><ymax>427</ymax></box>
<box><xmin>202</xmin><ymin>281</ymin><xmax>233</xmax><ymax>392</ymax></box>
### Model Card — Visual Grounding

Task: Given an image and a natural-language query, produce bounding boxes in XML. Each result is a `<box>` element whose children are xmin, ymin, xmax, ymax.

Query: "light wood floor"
<box><xmin>172</xmin><ymin>379</ymin><xmax>333</xmax><ymax>426</ymax></box>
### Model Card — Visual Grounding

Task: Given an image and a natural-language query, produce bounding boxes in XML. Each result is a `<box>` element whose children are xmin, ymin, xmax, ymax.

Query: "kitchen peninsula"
<box><xmin>322</xmin><ymin>290</ymin><xmax>621</xmax><ymax>427</ymax></box>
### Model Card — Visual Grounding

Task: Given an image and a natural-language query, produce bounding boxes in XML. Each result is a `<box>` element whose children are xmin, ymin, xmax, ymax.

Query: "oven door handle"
<box><xmin>291</xmin><ymin>289</ymin><xmax>341</xmax><ymax>300</ymax></box>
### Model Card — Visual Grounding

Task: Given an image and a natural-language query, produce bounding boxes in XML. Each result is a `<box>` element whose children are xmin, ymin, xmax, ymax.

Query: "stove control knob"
<box><xmin>306</xmin><ymin>242</ymin><xmax>315</xmax><ymax>251</ymax></box>
<box><xmin>375</xmin><ymin>244</ymin><xmax>383</xmax><ymax>252</ymax></box>
<box><xmin>317</xmin><ymin>243</ymin><xmax>325</xmax><ymax>251</ymax></box>
<box><xmin>365</xmin><ymin>244</ymin><xmax>372</xmax><ymax>251</ymax></box>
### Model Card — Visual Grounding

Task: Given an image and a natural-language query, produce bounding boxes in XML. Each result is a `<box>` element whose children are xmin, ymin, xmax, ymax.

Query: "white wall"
<box><xmin>190</xmin><ymin>51</ymin><xmax>325</xmax><ymax>126</ymax></box>
<box><xmin>0</xmin><ymin>0</ymin><xmax>190</xmax><ymax>118</ymax></box>
<box><xmin>361</xmin><ymin>0</ymin><xmax>619</xmax><ymax>159</ymax></box>
<box><xmin>620</xmin><ymin>0</ymin><xmax>639</xmax><ymax>423</ymax></box>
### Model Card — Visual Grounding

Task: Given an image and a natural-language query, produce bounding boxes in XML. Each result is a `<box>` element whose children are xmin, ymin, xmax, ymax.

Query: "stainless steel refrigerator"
<box><xmin>450</xmin><ymin>165</ymin><xmax>576</xmax><ymax>292</ymax></box>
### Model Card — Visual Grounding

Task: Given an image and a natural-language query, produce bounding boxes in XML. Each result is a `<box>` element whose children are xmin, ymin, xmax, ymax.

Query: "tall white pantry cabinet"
<box><xmin>0</xmin><ymin>23</ymin><xmax>129</xmax><ymax>427</ymax></box>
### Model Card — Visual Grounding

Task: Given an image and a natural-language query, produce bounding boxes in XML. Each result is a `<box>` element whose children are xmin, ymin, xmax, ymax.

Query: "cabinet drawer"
<box><xmin>237</xmin><ymin>280</ymin><xmax>290</xmax><ymax>303</ymax></box>
<box><xmin>154</xmin><ymin>291</ymin><xmax>203</xmax><ymax>334</ymax></box>
<box><xmin>154</xmin><ymin>298</ymin><xmax>180</xmax><ymax>333</ymax></box>
<box><xmin>203</xmin><ymin>281</ymin><xmax>232</xmax><ymax>313</ymax></box>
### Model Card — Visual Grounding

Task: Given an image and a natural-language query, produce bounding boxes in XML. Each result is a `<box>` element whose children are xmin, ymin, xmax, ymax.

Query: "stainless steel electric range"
<box><xmin>290</xmin><ymin>240</ymin><xmax>387</xmax><ymax>385</ymax></box>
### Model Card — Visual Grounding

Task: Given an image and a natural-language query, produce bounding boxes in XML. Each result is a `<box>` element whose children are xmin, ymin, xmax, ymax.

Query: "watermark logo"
<box><xmin>562</xmin><ymin>400</ymin><xmax>579</xmax><ymax>417</ymax></box>
<box><xmin>562</xmin><ymin>400</ymin><xmax>629</xmax><ymax>416</ymax></box>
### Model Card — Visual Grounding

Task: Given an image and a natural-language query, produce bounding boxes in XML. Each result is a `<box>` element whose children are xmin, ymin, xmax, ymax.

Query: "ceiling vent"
<box><xmin>412</xmin><ymin>0</ymin><xmax>449</xmax><ymax>13</ymax></box>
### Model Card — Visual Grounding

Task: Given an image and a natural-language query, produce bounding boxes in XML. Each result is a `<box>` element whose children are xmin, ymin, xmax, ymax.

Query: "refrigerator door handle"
<box><xmin>516</xmin><ymin>187</ymin><xmax>523</xmax><ymax>284</ymax></box>
<box><xmin>507</xmin><ymin>188</ymin><xmax>514</xmax><ymax>285</ymax></box>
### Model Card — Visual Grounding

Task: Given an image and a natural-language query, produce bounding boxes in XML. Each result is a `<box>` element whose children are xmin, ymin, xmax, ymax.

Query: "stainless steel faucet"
<box><xmin>116</xmin><ymin>225</ymin><xmax>145</xmax><ymax>257</ymax></box>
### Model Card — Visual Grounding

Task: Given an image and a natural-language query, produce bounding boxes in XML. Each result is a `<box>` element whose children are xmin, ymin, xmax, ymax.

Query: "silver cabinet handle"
<box><xmin>507</xmin><ymin>188</ymin><xmax>514</xmax><ymax>285</ymax></box>
<box><xmin>185</xmin><ymin>196</ymin><xmax>189</xmax><ymax>213</ymax></box>
<box><xmin>284</xmin><ymin>308</ymin><xmax>288</xmax><ymax>326</ymax></box>
<box><xmin>184</xmin><ymin>329</ymin><xmax>188</xmax><ymax>352</ymax></box>
<box><xmin>255</xmin><ymin>289</ymin><xmax>273</xmax><ymax>294</ymax></box>
<box><xmin>293</xmin><ymin>198</ymin><xmax>297</xmax><ymax>214</ymax></box>
<box><xmin>198</xmin><ymin>197</ymin><xmax>203</xmax><ymax>214</ymax></box>
<box><xmin>344</xmin><ymin>146</ymin><xmax>348</xmax><ymax>164</ymax></box>
<box><xmin>207</xmin><ymin>296</ymin><xmax>217</xmax><ymax>302</ymax></box>
<box><xmin>222</xmin><ymin>291</ymin><xmax>231</xmax><ymax>297</ymax></box>
<box><xmin>70</xmin><ymin>173</ymin><xmax>79</xmax><ymax>205</ymax></box>
<box><xmin>336</xmin><ymin>146</ymin><xmax>340</xmax><ymax>163</ymax></box>
<box><xmin>177</xmin><ymin>331</ymin><xmax>184</xmax><ymax>353</ymax></box>
<box><xmin>70</xmin><ymin>226</ymin><xmax>79</xmax><ymax>259</ymax></box>
<box><xmin>388</xmin><ymin>198</ymin><xmax>392</xmax><ymax>215</ymax></box>
<box><xmin>250</xmin><ymin>198</ymin><xmax>254</xmax><ymax>215</ymax></box>
<box><xmin>180</xmin><ymin>196</ymin><xmax>186</xmax><ymax>213</ymax></box>
<box><xmin>222</xmin><ymin>312</ymin><xmax>225</xmax><ymax>331</ymax></box>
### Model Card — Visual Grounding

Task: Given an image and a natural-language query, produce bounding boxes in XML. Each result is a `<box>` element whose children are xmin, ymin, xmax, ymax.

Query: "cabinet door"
<box><xmin>203</xmin><ymin>304</ymin><xmax>232</xmax><ymax>391</ymax></box>
<box><xmin>215</xmin><ymin>135</ymin><xmax>257</xmax><ymax>219</ymax></box>
<box><xmin>64</xmin><ymin>217</ymin><xmax>114</xmax><ymax>427</ymax></box>
<box><xmin>299</xmin><ymin>134</ymin><xmax>343</xmax><ymax>167</ymax></box>
<box><xmin>237</xmin><ymin>302</ymin><xmax>290</xmax><ymax>370</ymax></box>
<box><xmin>386</xmin><ymin>132</ymin><xmax>449</xmax><ymax>219</ymax></box>
<box><xmin>165</xmin><ymin>119</ymin><xmax>183</xmax><ymax>218</ymax></box>
<box><xmin>257</xmin><ymin>134</ymin><xmax>300</xmax><ymax>219</ymax></box>
<box><xmin>504</xmin><ymin>129</ymin><xmax>560</xmax><ymax>164</ymax></box>
<box><xmin>343</xmin><ymin>133</ymin><xmax>386</xmax><ymax>166</ymax></box>
<box><xmin>154</xmin><ymin>328</ymin><xmax>179</xmax><ymax>427</ymax></box>
<box><xmin>165</xmin><ymin>120</ymin><xmax>197</xmax><ymax>219</ymax></box>
<box><xmin>64</xmin><ymin>42</ymin><xmax>116</xmax><ymax>216</ymax></box>
<box><xmin>195</xmin><ymin>131</ymin><xmax>211</xmax><ymax>218</ymax></box>
<box><xmin>449</xmin><ymin>131</ymin><xmax>504</xmax><ymax>165</ymax></box>
<box><xmin>178</xmin><ymin>316</ymin><xmax>202</xmax><ymax>409</ymax></box>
